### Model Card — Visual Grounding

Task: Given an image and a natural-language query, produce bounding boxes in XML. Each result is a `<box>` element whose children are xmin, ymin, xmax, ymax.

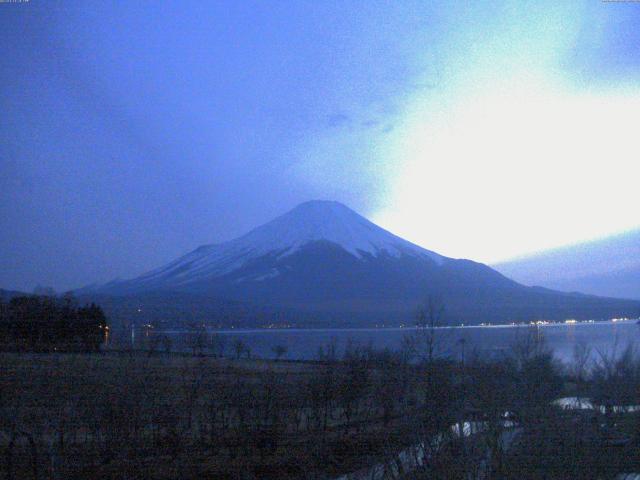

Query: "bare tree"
<box><xmin>271</xmin><ymin>344</ymin><xmax>288</xmax><ymax>361</ymax></box>
<box><xmin>162</xmin><ymin>335</ymin><xmax>173</xmax><ymax>354</ymax></box>
<box><xmin>211</xmin><ymin>333</ymin><xmax>226</xmax><ymax>358</ymax></box>
<box><xmin>232</xmin><ymin>338</ymin><xmax>246</xmax><ymax>360</ymax></box>
<box><xmin>591</xmin><ymin>343</ymin><xmax>640</xmax><ymax>414</ymax></box>
<box><xmin>414</xmin><ymin>295</ymin><xmax>446</xmax><ymax>364</ymax></box>
<box><xmin>186</xmin><ymin>326</ymin><xmax>207</xmax><ymax>356</ymax></box>
<box><xmin>571</xmin><ymin>341</ymin><xmax>592</xmax><ymax>403</ymax></box>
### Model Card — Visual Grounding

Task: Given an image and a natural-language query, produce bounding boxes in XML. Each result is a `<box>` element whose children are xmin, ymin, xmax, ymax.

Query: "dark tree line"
<box><xmin>0</xmin><ymin>295</ymin><xmax>107</xmax><ymax>352</ymax></box>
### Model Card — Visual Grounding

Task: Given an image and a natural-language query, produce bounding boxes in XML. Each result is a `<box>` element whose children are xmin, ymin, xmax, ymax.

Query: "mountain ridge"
<box><xmin>99</xmin><ymin>200</ymin><xmax>444</xmax><ymax>294</ymax></box>
<box><xmin>83</xmin><ymin>201</ymin><xmax>640</xmax><ymax>327</ymax></box>
<box><xmin>494</xmin><ymin>229</ymin><xmax>640</xmax><ymax>300</ymax></box>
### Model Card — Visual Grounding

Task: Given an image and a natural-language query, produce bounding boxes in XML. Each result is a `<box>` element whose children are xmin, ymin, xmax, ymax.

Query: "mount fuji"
<box><xmin>84</xmin><ymin>201</ymin><xmax>640</xmax><ymax>327</ymax></box>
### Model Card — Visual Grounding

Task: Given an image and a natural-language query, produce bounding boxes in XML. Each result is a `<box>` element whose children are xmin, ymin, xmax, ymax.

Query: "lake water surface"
<box><xmin>158</xmin><ymin>320</ymin><xmax>640</xmax><ymax>364</ymax></box>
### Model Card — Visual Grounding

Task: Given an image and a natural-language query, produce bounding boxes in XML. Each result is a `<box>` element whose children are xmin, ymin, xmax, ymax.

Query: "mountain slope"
<box><xmin>494</xmin><ymin>229</ymin><xmax>640</xmax><ymax>300</ymax></box>
<box><xmin>89</xmin><ymin>201</ymin><xmax>640</xmax><ymax>326</ymax></box>
<box><xmin>106</xmin><ymin>200</ymin><xmax>444</xmax><ymax>293</ymax></box>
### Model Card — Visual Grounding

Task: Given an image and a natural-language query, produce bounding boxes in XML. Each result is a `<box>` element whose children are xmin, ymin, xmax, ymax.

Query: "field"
<box><xmin>0</xmin><ymin>350</ymin><xmax>427</xmax><ymax>479</ymax></box>
<box><xmin>2</xmin><ymin>334</ymin><xmax>640</xmax><ymax>479</ymax></box>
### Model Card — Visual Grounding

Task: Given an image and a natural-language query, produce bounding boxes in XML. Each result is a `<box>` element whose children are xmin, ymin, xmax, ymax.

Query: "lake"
<box><xmin>150</xmin><ymin>320</ymin><xmax>640</xmax><ymax>364</ymax></box>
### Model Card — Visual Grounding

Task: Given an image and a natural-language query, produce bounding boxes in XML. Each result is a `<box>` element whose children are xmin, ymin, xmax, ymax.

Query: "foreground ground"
<box><xmin>0</xmin><ymin>350</ymin><xmax>427</xmax><ymax>479</ymax></box>
<box><xmin>2</xmin><ymin>335</ymin><xmax>640</xmax><ymax>479</ymax></box>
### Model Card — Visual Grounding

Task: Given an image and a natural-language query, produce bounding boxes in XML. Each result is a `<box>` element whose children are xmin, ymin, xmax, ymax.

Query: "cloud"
<box><xmin>325</xmin><ymin>113</ymin><xmax>351</xmax><ymax>128</ymax></box>
<box><xmin>375</xmin><ymin>76</ymin><xmax>640</xmax><ymax>263</ymax></box>
<box><xmin>361</xmin><ymin>119</ymin><xmax>379</xmax><ymax>127</ymax></box>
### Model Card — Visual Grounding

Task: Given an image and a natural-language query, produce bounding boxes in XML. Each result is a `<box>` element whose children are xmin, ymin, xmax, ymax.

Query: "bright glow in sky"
<box><xmin>360</xmin><ymin>2</ymin><xmax>640</xmax><ymax>263</ymax></box>
<box><xmin>374</xmin><ymin>77</ymin><xmax>640</xmax><ymax>262</ymax></box>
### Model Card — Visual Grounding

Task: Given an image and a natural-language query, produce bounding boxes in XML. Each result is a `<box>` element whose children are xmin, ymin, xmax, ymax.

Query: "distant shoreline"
<box><xmin>154</xmin><ymin>318</ymin><xmax>639</xmax><ymax>335</ymax></box>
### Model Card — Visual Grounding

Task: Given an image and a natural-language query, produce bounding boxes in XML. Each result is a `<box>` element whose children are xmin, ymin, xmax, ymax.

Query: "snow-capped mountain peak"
<box><xmin>129</xmin><ymin>200</ymin><xmax>443</xmax><ymax>288</ymax></box>
<box><xmin>231</xmin><ymin>200</ymin><xmax>441</xmax><ymax>260</ymax></box>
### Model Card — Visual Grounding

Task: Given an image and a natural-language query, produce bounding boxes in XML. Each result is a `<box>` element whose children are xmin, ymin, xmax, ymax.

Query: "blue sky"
<box><xmin>2</xmin><ymin>1</ymin><xmax>640</xmax><ymax>291</ymax></box>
